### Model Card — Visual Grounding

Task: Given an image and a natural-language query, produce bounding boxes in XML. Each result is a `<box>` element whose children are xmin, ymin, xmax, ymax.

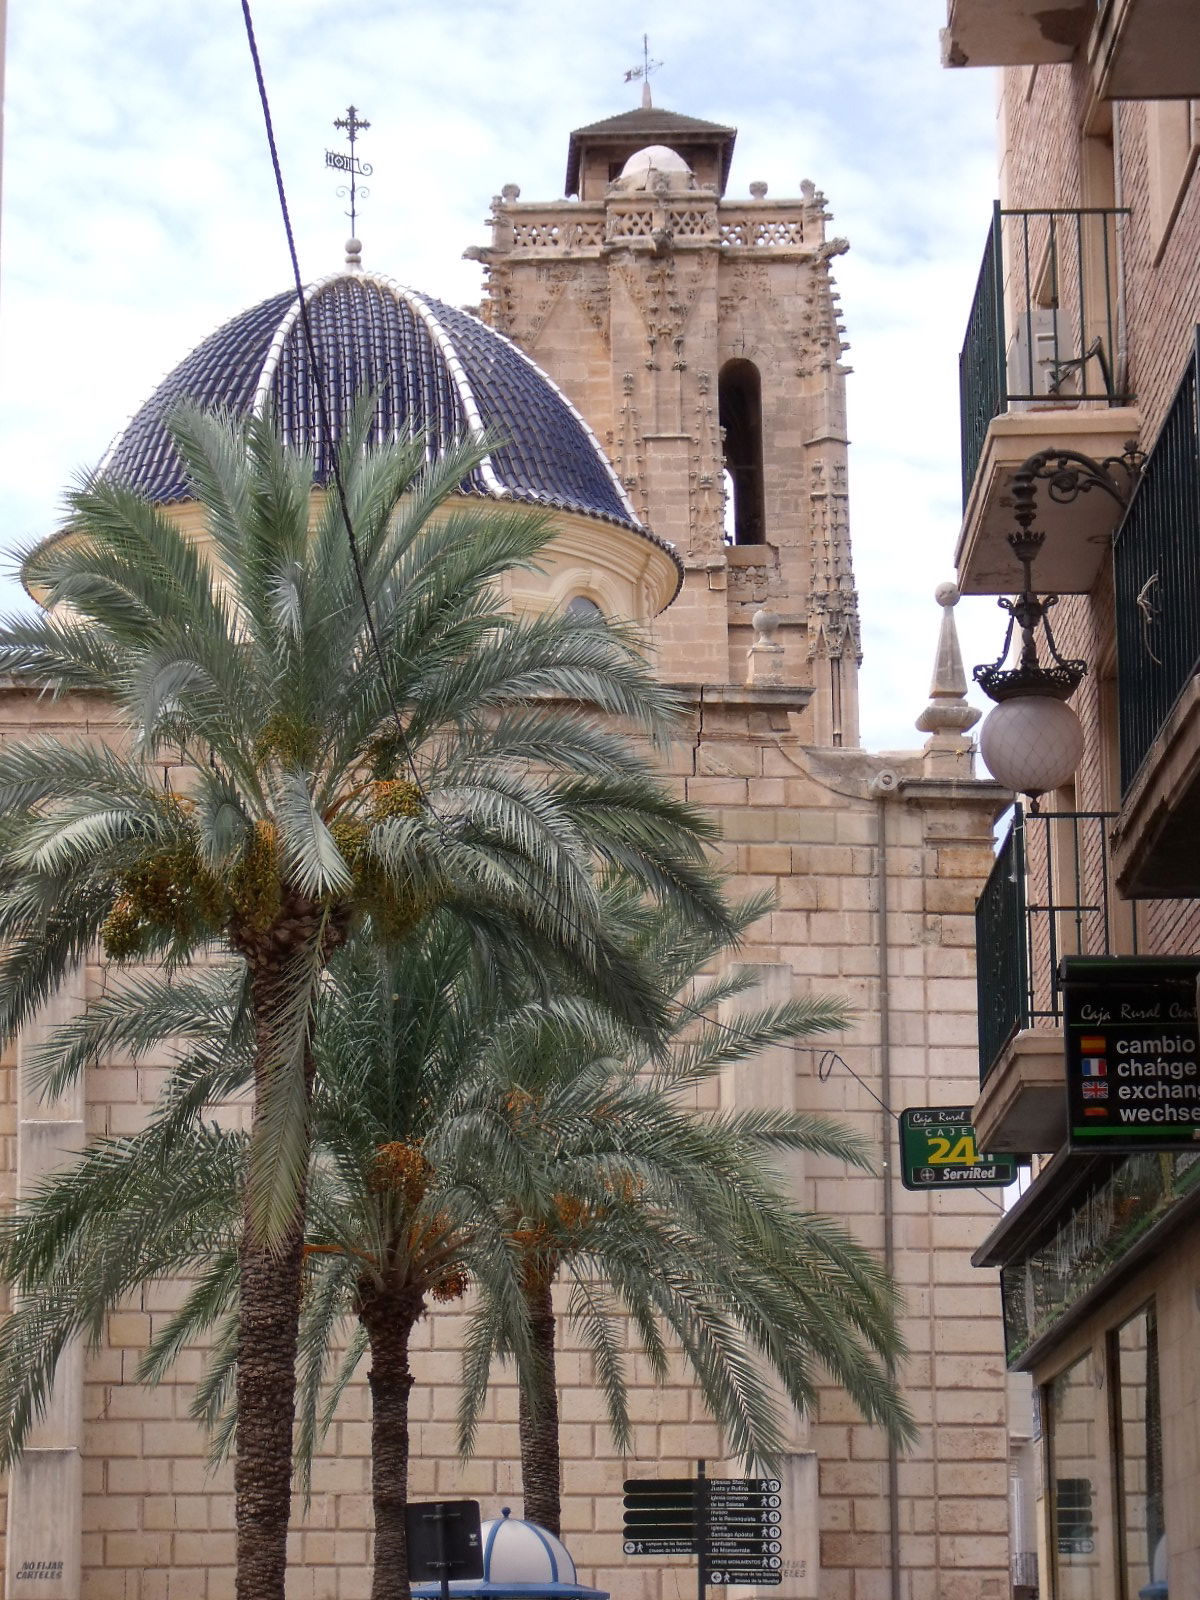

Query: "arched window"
<box><xmin>566</xmin><ymin>594</ymin><xmax>604</xmax><ymax>620</ymax></box>
<box><xmin>718</xmin><ymin>359</ymin><xmax>765</xmax><ymax>545</ymax></box>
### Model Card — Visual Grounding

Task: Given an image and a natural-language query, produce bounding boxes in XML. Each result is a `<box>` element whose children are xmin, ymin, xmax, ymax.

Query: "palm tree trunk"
<box><xmin>360</xmin><ymin>1285</ymin><xmax>425</xmax><ymax>1600</ymax></box>
<box><xmin>235</xmin><ymin>1220</ymin><xmax>305</xmax><ymax>1600</ymax></box>
<box><xmin>234</xmin><ymin>954</ymin><xmax>315</xmax><ymax>1600</ymax></box>
<box><xmin>518</xmin><ymin>1269</ymin><xmax>561</xmax><ymax>1537</ymax></box>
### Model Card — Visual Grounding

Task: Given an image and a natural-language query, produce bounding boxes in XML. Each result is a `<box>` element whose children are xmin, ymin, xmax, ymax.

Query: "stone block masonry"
<box><xmin>0</xmin><ymin>681</ymin><xmax>1012</xmax><ymax>1600</ymax></box>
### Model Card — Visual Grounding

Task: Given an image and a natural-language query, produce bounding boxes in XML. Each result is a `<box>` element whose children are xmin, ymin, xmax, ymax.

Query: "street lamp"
<box><xmin>974</xmin><ymin>443</ymin><xmax>1142</xmax><ymax>808</ymax></box>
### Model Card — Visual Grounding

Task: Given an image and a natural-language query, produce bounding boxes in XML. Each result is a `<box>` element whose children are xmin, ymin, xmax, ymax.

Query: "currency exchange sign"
<box><xmin>1062</xmin><ymin>956</ymin><xmax>1200</xmax><ymax>1151</ymax></box>
<box><xmin>898</xmin><ymin>1106</ymin><xmax>1017</xmax><ymax>1190</ymax></box>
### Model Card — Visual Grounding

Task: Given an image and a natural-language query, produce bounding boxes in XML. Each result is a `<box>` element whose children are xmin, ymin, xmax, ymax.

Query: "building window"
<box><xmin>1113</xmin><ymin>1304</ymin><xmax>1167</xmax><ymax>1599</ymax></box>
<box><xmin>718</xmin><ymin>359</ymin><xmax>765</xmax><ymax>546</ymax></box>
<box><xmin>566</xmin><ymin>594</ymin><xmax>604</xmax><ymax>620</ymax></box>
<box><xmin>1146</xmin><ymin>100</ymin><xmax>1200</xmax><ymax>261</ymax></box>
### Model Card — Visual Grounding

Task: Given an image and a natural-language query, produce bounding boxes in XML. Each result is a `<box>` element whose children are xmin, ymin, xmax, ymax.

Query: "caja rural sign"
<box><xmin>1062</xmin><ymin>956</ymin><xmax>1200</xmax><ymax>1150</ymax></box>
<box><xmin>898</xmin><ymin>1107</ymin><xmax>1017</xmax><ymax>1190</ymax></box>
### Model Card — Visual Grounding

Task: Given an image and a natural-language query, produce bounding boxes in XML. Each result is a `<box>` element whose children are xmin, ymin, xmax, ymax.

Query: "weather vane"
<box><xmin>326</xmin><ymin>105</ymin><xmax>372</xmax><ymax>238</ymax></box>
<box><xmin>624</xmin><ymin>35</ymin><xmax>662</xmax><ymax>107</ymax></box>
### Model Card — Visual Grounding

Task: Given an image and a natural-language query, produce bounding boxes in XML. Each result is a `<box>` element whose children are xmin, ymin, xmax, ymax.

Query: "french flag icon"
<box><xmin>1082</xmin><ymin>1057</ymin><xmax>1107</xmax><ymax>1077</ymax></box>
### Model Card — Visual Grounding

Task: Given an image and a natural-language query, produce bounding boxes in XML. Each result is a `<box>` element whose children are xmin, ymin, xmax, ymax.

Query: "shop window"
<box><xmin>1113</xmin><ymin>1305</ymin><xmax>1167</xmax><ymax>1599</ymax></box>
<box><xmin>718</xmin><ymin>360</ymin><xmax>765</xmax><ymax>546</ymax></box>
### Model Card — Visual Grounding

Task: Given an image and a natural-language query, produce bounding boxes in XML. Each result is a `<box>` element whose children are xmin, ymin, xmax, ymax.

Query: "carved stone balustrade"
<box><xmin>474</xmin><ymin>198</ymin><xmax>836</xmax><ymax>263</ymax></box>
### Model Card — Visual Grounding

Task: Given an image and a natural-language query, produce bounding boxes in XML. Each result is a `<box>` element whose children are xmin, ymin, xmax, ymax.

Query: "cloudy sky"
<box><xmin>1</xmin><ymin>0</ymin><xmax>1004</xmax><ymax>752</ymax></box>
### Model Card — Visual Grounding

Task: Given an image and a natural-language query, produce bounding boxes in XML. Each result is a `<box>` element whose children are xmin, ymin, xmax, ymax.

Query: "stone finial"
<box><xmin>749</xmin><ymin>180</ymin><xmax>768</xmax><ymax>199</ymax></box>
<box><xmin>746</xmin><ymin>608</ymin><xmax>785</xmax><ymax>686</ymax></box>
<box><xmin>917</xmin><ymin>582</ymin><xmax>981</xmax><ymax>775</ymax></box>
<box><xmin>501</xmin><ymin>183</ymin><xmax>521</xmax><ymax>203</ymax></box>
<box><xmin>345</xmin><ymin>238</ymin><xmax>363</xmax><ymax>272</ymax></box>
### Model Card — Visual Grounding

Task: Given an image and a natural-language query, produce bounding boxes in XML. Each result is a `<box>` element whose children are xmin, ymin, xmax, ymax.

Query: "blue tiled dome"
<box><xmin>102</xmin><ymin>273</ymin><xmax>658</xmax><ymax>547</ymax></box>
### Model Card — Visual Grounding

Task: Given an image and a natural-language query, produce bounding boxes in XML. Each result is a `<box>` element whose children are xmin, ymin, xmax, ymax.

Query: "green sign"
<box><xmin>1063</xmin><ymin>955</ymin><xmax>1200</xmax><ymax>1151</ymax></box>
<box><xmin>898</xmin><ymin>1106</ymin><xmax>1017</xmax><ymax>1190</ymax></box>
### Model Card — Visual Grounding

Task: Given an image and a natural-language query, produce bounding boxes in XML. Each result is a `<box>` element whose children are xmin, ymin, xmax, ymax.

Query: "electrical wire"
<box><xmin>805</xmin><ymin>1048</ymin><xmax>1006</xmax><ymax>1209</ymax></box>
<box><xmin>240</xmin><ymin>0</ymin><xmax>421</xmax><ymax>795</ymax></box>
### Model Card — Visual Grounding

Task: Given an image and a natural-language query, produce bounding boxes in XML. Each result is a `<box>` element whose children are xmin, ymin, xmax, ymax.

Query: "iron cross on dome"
<box><xmin>326</xmin><ymin>105</ymin><xmax>372</xmax><ymax>239</ymax></box>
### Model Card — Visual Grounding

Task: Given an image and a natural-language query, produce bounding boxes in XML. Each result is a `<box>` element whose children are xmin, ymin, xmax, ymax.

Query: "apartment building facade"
<box><xmin>943</xmin><ymin>5</ymin><xmax>1200</xmax><ymax>1596</ymax></box>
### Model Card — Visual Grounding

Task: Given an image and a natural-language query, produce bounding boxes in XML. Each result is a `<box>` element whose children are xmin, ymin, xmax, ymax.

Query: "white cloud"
<box><xmin>0</xmin><ymin>0</ymin><xmax>1002</xmax><ymax>746</ymax></box>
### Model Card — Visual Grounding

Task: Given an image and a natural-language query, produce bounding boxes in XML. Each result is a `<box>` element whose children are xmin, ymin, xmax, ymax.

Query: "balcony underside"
<box><xmin>944</xmin><ymin>0</ymin><xmax>1200</xmax><ymax>96</ymax></box>
<box><xmin>1091</xmin><ymin>0</ymin><xmax>1200</xmax><ymax>98</ymax></box>
<box><xmin>956</xmin><ymin>407</ymin><xmax>1141</xmax><ymax>595</ymax></box>
<box><xmin>973</xmin><ymin>1028</ymin><xmax>1067</xmax><ymax>1157</ymax></box>
<box><xmin>1111</xmin><ymin>675</ymin><xmax>1200</xmax><ymax>897</ymax></box>
<box><xmin>942</xmin><ymin>0</ymin><xmax>1086</xmax><ymax>67</ymax></box>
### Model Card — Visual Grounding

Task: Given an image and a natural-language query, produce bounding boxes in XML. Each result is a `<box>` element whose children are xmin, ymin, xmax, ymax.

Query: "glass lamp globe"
<box><xmin>978</xmin><ymin>694</ymin><xmax>1084</xmax><ymax>797</ymax></box>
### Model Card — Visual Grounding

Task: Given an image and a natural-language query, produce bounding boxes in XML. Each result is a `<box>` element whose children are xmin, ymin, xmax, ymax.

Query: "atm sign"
<box><xmin>898</xmin><ymin>1107</ymin><xmax>1018</xmax><ymax>1190</ymax></box>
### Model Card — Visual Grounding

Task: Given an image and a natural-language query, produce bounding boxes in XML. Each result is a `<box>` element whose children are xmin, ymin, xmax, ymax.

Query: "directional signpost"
<box><xmin>624</xmin><ymin>1465</ymin><xmax>784</xmax><ymax>1589</ymax></box>
<box><xmin>703</xmin><ymin>1478</ymin><xmax>783</xmax><ymax>1587</ymax></box>
<box><xmin>622</xmin><ymin>1476</ymin><xmax>697</xmax><ymax>1557</ymax></box>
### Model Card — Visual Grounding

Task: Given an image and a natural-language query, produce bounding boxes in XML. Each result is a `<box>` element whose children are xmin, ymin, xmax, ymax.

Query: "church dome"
<box><xmin>613</xmin><ymin>144</ymin><xmax>697</xmax><ymax>193</ymax></box>
<box><xmin>620</xmin><ymin>144</ymin><xmax>692</xmax><ymax>179</ymax></box>
<box><xmin>102</xmin><ymin>272</ymin><xmax>655</xmax><ymax>544</ymax></box>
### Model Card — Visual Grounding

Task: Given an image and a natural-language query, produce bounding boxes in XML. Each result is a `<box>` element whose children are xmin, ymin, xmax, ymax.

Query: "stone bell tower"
<box><xmin>467</xmin><ymin>105</ymin><xmax>1012</xmax><ymax>1600</ymax></box>
<box><xmin>469</xmin><ymin>104</ymin><xmax>861</xmax><ymax>748</ymax></box>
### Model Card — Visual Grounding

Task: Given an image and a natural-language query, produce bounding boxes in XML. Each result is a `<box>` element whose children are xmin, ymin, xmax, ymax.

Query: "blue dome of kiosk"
<box><xmin>102</xmin><ymin>273</ymin><xmax>656</xmax><ymax>545</ymax></box>
<box><xmin>411</xmin><ymin>1509</ymin><xmax>607</xmax><ymax>1600</ymax></box>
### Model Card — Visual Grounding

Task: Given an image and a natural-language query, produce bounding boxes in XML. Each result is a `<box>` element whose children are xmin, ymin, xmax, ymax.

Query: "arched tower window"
<box><xmin>719</xmin><ymin>359</ymin><xmax>765</xmax><ymax>546</ymax></box>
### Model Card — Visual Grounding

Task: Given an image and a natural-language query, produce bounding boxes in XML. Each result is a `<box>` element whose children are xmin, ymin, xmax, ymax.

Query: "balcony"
<box><xmin>1112</xmin><ymin>332</ymin><xmax>1200</xmax><ymax>896</ymax></box>
<box><xmin>957</xmin><ymin>205</ymin><xmax>1139</xmax><ymax>597</ymax></box>
<box><xmin>942</xmin><ymin>0</ymin><xmax>1084</xmax><ymax>69</ymax></box>
<box><xmin>973</xmin><ymin>808</ymin><xmax>1136</xmax><ymax>1154</ymax></box>
<box><xmin>944</xmin><ymin>0</ymin><xmax>1200</xmax><ymax>98</ymax></box>
<box><xmin>1090</xmin><ymin>0</ymin><xmax>1200</xmax><ymax>98</ymax></box>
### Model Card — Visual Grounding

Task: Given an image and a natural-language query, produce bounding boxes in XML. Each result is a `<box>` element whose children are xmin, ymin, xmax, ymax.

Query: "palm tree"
<box><xmin>456</xmin><ymin>903</ymin><xmax>916</xmax><ymax>1535</ymax></box>
<box><xmin>0</xmin><ymin>404</ymin><xmax>734</xmax><ymax>1600</ymax></box>
<box><xmin>0</xmin><ymin>913</ymin><xmax>913</xmax><ymax>1598</ymax></box>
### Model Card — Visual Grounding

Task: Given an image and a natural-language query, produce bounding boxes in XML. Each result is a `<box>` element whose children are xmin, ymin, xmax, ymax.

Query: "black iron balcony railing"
<box><xmin>1114</xmin><ymin>329</ymin><xmax>1200</xmax><ymax>794</ymax></box>
<box><xmin>975</xmin><ymin>808</ymin><xmax>1136</xmax><ymax>1084</ymax></box>
<box><xmin>959</xmin><ymin>203</ymin><xmax>1133</xmax><ymax>504</ymax></box>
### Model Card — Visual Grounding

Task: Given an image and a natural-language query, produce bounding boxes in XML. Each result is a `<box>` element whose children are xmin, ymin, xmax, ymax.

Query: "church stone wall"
<box><xmin>0</xmin><ymin>676</ymin><xmax>1013</xmax><ymax>1600</ymax></box>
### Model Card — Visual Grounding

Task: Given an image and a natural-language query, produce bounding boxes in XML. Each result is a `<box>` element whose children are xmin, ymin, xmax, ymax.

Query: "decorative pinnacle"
<box><xmin>917</xmin><ymin>583</ymin><xmax>981</xmax><ymax>738</ymax></box>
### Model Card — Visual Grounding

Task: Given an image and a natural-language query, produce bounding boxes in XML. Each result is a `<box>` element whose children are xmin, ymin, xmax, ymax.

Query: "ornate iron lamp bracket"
<box><xmin>974</xmin><ymin>441</ymin><xmax>1144</xmax><ymax>704</ymax></box>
